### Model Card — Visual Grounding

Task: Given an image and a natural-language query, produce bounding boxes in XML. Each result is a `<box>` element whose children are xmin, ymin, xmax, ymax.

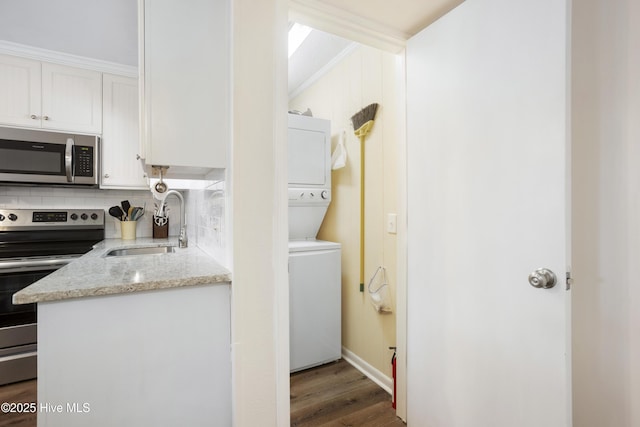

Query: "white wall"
<box><xmin>230</xmin><ymin>0</ymin><xmax>289</xmax><ymax>425</ymax></box>
<box><xmin>572</xmin><ymin>0</ymin><xmax>640</xmax><ymax>425</ymax></box>
<box><xmin>0</xmin><ymin>0</ymin><xmax>137</xmax><ymax>65</ymax></box>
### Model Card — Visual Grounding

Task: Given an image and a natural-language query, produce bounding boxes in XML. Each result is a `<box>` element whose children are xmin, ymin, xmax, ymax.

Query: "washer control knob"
<box><xmin>91</xmin><ymin>213</ymin><xmax>98</xmax><ymax>220</ymax></box>
<box><xmin>81</xmin><ymin>213</ymin><xmax>88</xmax><ymax>220</ymax></box>
<box><xmin>321</xmin><ymin>190</ymin><xmax>329</xmax><ymax>199</ymax></box>
<box><xmin>8</xmin><ymin>213</ymin><xmax>18</xmax><ymax>221</ymax></box>
<box><xmin>0</xmin><ymin>214</ymin><xmax>5</xmax><ymax>222</ymax></box>
<box><xmin>70</xmin><ymin>213</ymin><xmax>78</xmax><ymax>220</ymax></box>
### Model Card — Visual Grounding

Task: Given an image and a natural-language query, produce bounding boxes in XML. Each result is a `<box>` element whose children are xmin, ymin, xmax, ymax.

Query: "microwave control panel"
<box><xmin>74</xmin><ymin>146</ymin><xmax>94</xmax><ymax>177</ymax></box>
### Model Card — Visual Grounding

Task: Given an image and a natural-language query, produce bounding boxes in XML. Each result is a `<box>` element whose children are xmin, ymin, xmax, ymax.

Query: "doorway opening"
<box><xmin>286</xmin><ymin>16</ymin><xmax>407</xmax><ymax>423</ymax></box>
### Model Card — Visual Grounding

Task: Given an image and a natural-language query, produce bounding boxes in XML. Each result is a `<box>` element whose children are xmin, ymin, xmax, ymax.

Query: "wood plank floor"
<box><xmin>0</xmin><ymin>360</ymin><xmax>403</xmax><ymax>427</ymax></box>
<box><xmin>0</xmin><ymin>380</ymin><xmax>37</xmax><ymax>427</ymax></box>
<box><xmin>291</xmin><ymin>359</ymin><xmax>405</xmax><ymax>427</ymax></box>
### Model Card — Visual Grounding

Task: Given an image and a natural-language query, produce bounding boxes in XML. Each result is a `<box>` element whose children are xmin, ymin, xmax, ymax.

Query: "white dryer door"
<box><xmin>288</xmin><ymin>127</ymin><xmax>327</xmax><ymax>186</ymax></box>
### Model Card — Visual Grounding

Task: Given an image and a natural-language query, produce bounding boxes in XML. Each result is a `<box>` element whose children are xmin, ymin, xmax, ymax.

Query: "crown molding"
<box><xmin>0</xmin><ymin>41</ymin><xmax>138</xmax><ymax>77</ymax></box>
<box><xmin>288</xmin><ymin>0</ymin><xmax>408</xmax><ymax>53</ymax></box>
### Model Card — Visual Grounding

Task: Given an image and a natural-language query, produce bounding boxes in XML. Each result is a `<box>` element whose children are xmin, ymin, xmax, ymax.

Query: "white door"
<box><xmin>406</xmin><ymin>0</ymin><xmax>570</xmax><ymax>426</ymax></box>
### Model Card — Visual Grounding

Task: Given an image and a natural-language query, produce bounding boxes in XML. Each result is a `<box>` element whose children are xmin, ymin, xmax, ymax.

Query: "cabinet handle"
<box><xmin>30</xmin><ymin>114</ymin><xmax>38</xmax><ymax>120</ymax></box>
<box><xmin>104</xmin><ymin>173</ymin><xmax>110</xmax><ymax>179</ymax></box>
<box><xmin>43</xmin><ymin>115</ymin><xmax>50</xmax><ymax>121</ymax></box>
<box><xmin>136</xmin><ymin>154</ymin><xmax>141</xmax><ymax>160</ymax></box>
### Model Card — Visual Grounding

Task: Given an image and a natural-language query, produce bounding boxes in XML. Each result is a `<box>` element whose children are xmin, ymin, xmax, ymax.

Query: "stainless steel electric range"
<box><xmin>0</xmin><ymin>208</ymin><xmax>104</xmax><ymax>385</ymax></box>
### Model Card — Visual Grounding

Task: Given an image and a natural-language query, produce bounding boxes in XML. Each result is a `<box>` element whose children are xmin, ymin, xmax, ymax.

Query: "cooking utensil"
<box><xmin>121</xmin><ymin>200</ymin><xmax>131</xmax><ymax>217</ymax></box>
<box><xmin>154</xmin><ymin>168</ymin><xmax>168</xmax><ymax>193</ymax></box>
<box><xmin>154</xmin><ymin>215</ymin><xmax>168</xmax><ymax>226</ymax></box>
<box><xmin>108</xmin><ymin>206</ymin><xmax>125</xmax><ymax>221</ymax></box>
<box><xmin>128</xmin><ymin>206</ymin><xmax>134</xmax><ymax>220</ymax></box>
<box><xmin>131</xmin><ymin>207</ymin><xmax>145</xmax><ymax>221</ymax></box>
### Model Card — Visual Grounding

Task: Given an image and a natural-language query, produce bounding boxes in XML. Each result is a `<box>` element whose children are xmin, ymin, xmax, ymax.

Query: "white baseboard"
<box><xmin>342</xmin><ymin>347</ymin><xmax>393</xmax><ymax>395</ymax></box>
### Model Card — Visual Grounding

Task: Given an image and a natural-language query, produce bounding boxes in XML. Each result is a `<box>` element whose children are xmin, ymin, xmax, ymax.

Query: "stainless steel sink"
<box><xmin>104</xmin><ymin>246</ymin><xmax>176</xmax><ymax>257</ymax></box>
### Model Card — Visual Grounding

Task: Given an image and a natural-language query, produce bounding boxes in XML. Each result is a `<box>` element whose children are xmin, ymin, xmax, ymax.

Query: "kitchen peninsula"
<box><xmin>13</xmin><ymin>238</ymin><xmax>232</xmax><ymax>427</ymax></box>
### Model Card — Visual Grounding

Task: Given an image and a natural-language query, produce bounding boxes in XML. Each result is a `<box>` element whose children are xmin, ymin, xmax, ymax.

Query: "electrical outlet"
<box><xmin>387</xmin><ymin>213</ymin><xmax>397</xmax><ymax>234</ymax></box>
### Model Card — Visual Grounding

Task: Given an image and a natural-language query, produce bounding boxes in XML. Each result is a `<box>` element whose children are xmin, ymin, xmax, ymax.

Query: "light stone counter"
<box><xmin>12</xmin><ymin>238</ymin><xmax>231</xmax><ymax>304</ymax></box>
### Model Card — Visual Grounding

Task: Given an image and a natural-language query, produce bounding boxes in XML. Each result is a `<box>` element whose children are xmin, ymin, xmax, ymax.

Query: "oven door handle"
<box><xmin>65</xmin><ymin>137</ymin><xmax>74</xmax><ymax>183</ymax></box>
<box><xmin>0</xmin><ymin>257</ymin><xmax>76</xmax><ymax>272</ymax></box>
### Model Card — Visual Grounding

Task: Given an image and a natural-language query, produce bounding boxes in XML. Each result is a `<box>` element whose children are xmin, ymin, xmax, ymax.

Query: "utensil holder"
<box><xmin>153</xmin><ymin>218</ymin><xmax>169</xmax><ymax>238</ymax></box>
<box><xmin>120</xmin><ymin>221</ymin><xmax>138</xmax><ymax>240</ymax></box>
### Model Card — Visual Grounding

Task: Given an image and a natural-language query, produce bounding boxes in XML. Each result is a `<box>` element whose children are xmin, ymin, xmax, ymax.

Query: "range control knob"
<box><xmin>70</xmin><ymin>213</ymin><xmax>78</xmax><ymax>220</ymax></box>
<box><xmin>91</xmin><ymin>213</ymin><xmax>98</xmax><ymax>220</ymax></box>
<box><xmin>0</xmin><ymin>214</ymin><xmax>5</xmax><ymax>222</ymax></box>
<box><xmin>81</xmin><ymin>213</ymin><xmax>88</xmax><ymax>220</ymax></box>
<box><xmin>321</xmin><ymin>190</ymin><xmax>329</xmax><ymax>199</ymax></box>
<box><xmin>8</xmin><ymin>213</ymin><xmax>18</xmax><ymax>221</ymax></box>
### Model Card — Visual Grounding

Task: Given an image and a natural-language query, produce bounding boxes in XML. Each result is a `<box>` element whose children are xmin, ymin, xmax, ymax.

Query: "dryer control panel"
<box><xmin>288</xmin><ymin>188</ymin><xmax>331</xmax><ymax>206</ymax></box>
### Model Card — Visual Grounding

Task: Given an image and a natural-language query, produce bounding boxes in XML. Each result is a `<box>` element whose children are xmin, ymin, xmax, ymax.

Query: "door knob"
<box><xmin>528</xmin><ymin>268</ymin><xmax>557</xmax><ymax>289</ymax></box>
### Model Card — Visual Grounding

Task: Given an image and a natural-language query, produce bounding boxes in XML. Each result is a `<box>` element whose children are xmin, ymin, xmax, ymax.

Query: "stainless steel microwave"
<box><xmin>0</xmin><ymin>127</ymin><xmax>99</xmax><ymax>187</ymax></box>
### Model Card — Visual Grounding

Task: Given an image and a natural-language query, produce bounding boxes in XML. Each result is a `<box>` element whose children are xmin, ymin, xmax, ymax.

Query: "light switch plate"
<box><xmin>387</xmin><ymin>213</ymin><xmax>397</xmax><ymax>234</ymax></box>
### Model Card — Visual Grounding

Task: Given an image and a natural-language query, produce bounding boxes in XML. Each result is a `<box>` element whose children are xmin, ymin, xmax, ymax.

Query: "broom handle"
<box><xmin>360</xmin><ymin>135</ymin><xmax>365</xmax><ymax>291</ymax></box>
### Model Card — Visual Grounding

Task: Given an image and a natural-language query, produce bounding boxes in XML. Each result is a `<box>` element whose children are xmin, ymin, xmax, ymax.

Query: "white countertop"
<box><xmin>12</xmin><ymin>238</ymin><xmax>231</xmax><ymax>304</ymax></box>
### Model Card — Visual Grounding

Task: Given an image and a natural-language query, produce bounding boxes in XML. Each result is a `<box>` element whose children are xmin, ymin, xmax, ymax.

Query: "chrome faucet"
<box><xmin>160</xmin><ymin>190</ymin><xmax>188</xmax><ymax>248</ymax></box>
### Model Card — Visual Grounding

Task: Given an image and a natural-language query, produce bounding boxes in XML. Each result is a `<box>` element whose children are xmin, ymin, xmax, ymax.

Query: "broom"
<box><xmin>351</xmin><ymin>103</ymin><xmax>379</xmax><ymax>292</ymax></box>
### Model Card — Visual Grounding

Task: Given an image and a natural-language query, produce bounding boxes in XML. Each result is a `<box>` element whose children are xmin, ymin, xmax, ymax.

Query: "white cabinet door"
<box><xmin>0</xmin><ymin>54</ymin><xmax>41</xmax><ymax>128</ymax></box>
<box><xmin>41</xmin><ymin>62</ymin><xmax>102</xmax><ymax>134</ymax></box>
<box><xmin>141</xmin><ymin>0</ymin><xmax>229</xmax><ymax>172</ymax></box>
<box><xmin>101</xmin><ymin>74</ymin><xmax>147</xmax><ymax>189</ymax></box>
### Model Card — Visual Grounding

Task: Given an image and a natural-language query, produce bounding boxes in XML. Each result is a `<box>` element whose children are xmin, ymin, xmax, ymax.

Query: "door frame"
<box><xmin>288</xmin><ymin>0</ymin><xmax>409</xmax><ymax>419</ymax></box>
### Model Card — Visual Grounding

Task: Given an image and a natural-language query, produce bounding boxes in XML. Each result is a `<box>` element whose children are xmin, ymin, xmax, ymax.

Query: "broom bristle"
<box><xmin>351</xmin><ymin>103</ymin><xmax>379</xmax><ymax>131</ymax></box>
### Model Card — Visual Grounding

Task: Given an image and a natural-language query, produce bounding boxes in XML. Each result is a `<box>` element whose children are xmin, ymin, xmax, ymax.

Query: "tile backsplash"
<box><xmin>0</xmin><ymin>183</ymin><xmax>227</xmax><ymax>265</ymax></box>
<box><xmin>0</xmin><ymin>186</ymin><xmax>180</xmax><ymax>238</ymax></box>
<box><xmin>186</xmin><ymin>181</ymin><xmax>228</xmax><ymax>267</ymax></box>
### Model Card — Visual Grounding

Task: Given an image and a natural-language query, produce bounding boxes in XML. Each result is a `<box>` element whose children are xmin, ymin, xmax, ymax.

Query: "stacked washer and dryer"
<box><xmin>288</xmin><ymin>113</ymin><xmax>342</xmax><ymax>373</ymax></box>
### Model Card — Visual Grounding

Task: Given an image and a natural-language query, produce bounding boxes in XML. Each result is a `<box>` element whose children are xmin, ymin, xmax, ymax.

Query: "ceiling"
<box><xmin>309</xmin><ymin>0</ymin><xmax>464</xmax><ymax>37</ymax></box>
<box><xmin>0</xmin><ymin>0</ymin><xmax>464</xmax><ymax>99</ymax></box>
<box><xmin>288</xmin><ymin>0</ymin><xmax>464</xmax><ymax>98</ymax></box>
<box><xmin>288</xmin><ymin>28</ymin><xmax>354</xmax><ymax>98</ymax></box>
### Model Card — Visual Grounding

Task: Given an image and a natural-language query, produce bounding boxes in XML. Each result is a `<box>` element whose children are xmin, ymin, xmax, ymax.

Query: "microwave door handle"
<box><xmin>65</xmin><ymin>137</ymin><xmax>74</xmax><ymax>182</ymax></box>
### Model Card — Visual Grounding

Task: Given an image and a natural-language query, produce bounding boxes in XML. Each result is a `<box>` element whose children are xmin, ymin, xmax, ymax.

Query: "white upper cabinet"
<box><xmin>0</xmin><ymin>54</ymin><xmax>102</xmax><ymax>134</ymax></box>
<box><xmin>41</xmin><ymin>63</ymin><xmax>102</xmax><ymax>134</ymax></box>
<box><xmin>101</xmin><ymin>74</ymin><xmax>148</xmax><ymax>189</ymax></box>
<box><xmin>139</xmin><ymin>0</ymin><xmax>230</xmax><ymax>175</ymax></box>
<box><xmin>0</xmin><ymin>54</ymin><xmax>41</xmax><ymax>128</ymax></box>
